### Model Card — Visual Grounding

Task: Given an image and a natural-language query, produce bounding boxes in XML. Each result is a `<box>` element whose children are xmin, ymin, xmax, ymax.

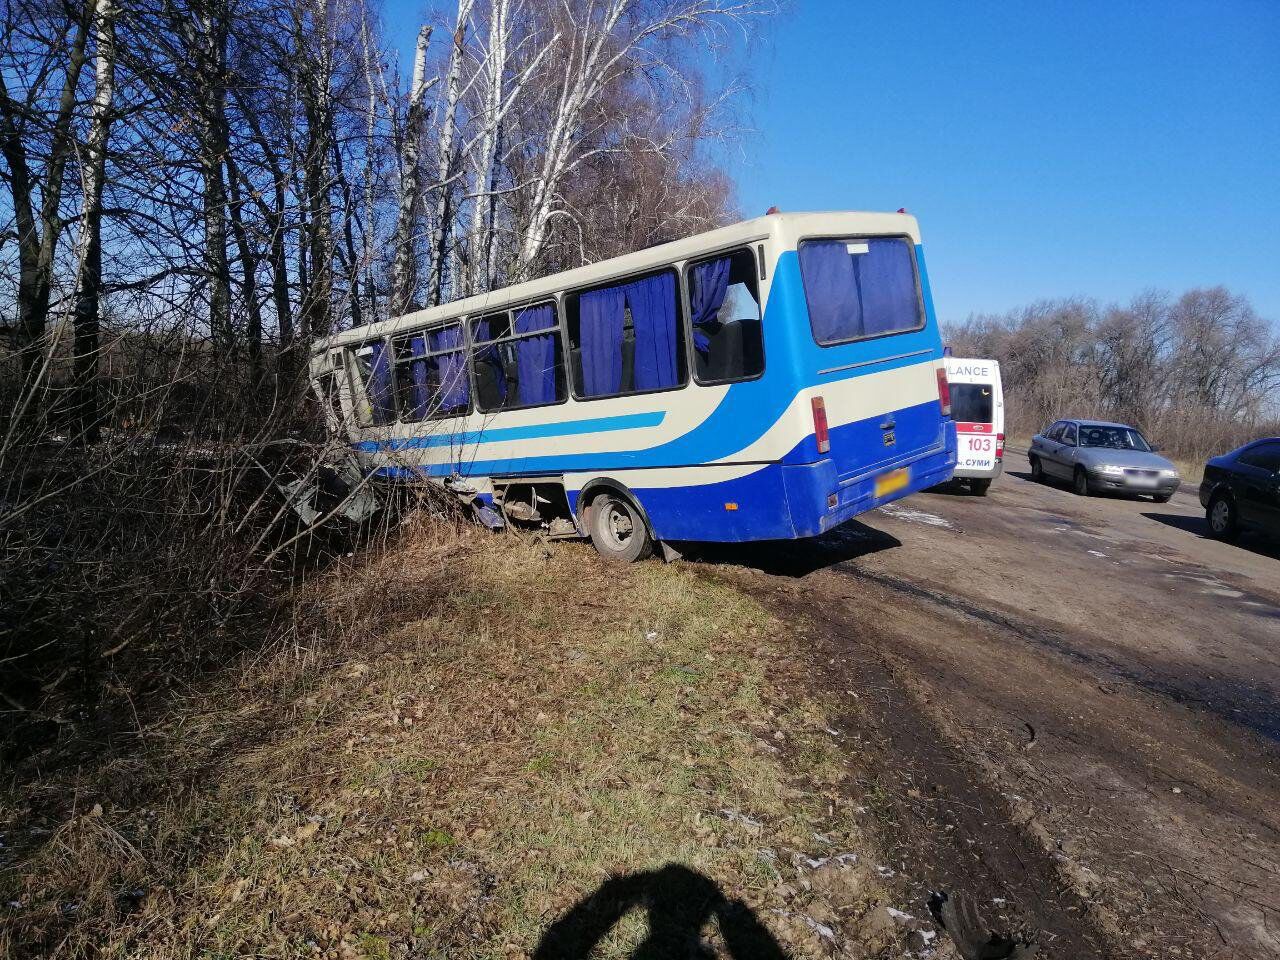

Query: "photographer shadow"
<box><xmin>532</xmin><ymin>864</ymin><xmax>790</xmax><ymax>960</ymax></box>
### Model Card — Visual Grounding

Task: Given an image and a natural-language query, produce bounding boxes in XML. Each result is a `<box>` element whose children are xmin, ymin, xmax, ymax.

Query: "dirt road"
<box><xmin>689</xmin><ymin>456</ymin><xmax>1280</xmax><ymax>959</ymax></box>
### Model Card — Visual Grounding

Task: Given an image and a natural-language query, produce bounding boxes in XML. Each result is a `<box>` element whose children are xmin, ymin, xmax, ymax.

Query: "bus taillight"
<box><xmin>811</xmin><ymin>396</ymin><xmax>830</xmax><ymax>454</ymax></box>
<box><xmin>936</xmin><ymin>367</ymin><xmax>952</xmax><ymax>417</ymax></box>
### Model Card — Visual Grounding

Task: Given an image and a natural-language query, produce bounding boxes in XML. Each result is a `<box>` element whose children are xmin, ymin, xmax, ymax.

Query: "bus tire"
<box><xmin>1030</xmin><ymin>456</ymin><xmax>1044</xmax><ymax>483</ymax></box>
<box><xmin>1072</xmin><ymin>467</ymin><xmax>1091</xmax><ymax>497</ymax></box>
<box><xmin>587</xmin><ymin>492</ymin><xmax>653</xmax><ymax>562</ymax></box>
<box><xmin>970</xmin><ymin>478</ymin><xmax>991</xmax><ymax>497</ymax></box>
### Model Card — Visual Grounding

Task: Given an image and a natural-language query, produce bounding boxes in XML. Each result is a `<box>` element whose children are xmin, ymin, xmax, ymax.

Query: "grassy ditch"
<box><xmin>2</xmin><ymin>522</ymin><xmax>905</xmax><ymax>959</ymax></box>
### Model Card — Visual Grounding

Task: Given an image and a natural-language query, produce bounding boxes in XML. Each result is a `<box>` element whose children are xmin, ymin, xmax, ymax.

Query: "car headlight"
<box><xmin>1160</xmin><ymin>468</ymin><xmax>1179</xmax><ymax>479</ymax></box>
<box><xmin>1097</xmin><ymin>464</ymin><xmax>1125</xmax><ymax>476</ymax></box>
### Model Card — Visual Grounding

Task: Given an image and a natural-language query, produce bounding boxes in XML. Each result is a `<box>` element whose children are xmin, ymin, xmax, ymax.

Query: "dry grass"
<box><xmin>2</xmin><ymin>520</ymin><xmax>898</xmax><ymax>959</ymax></box>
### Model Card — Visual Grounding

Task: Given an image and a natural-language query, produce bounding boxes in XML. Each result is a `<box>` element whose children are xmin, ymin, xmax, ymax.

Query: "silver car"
<box><xmin>1029</xmin><ymin>419</ymin><xmax>1181</xmax><ymax>502</ymax></box>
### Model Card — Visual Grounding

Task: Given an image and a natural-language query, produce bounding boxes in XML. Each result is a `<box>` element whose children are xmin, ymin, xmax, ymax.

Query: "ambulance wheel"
<box><xmin>588</xmin><ymin>492</ymin><xmax>653</xmax><ymax>562</ymax></box>
<box><xmin>970</xmin><ymin>479</ymin><xmax>991</xmax><ymax>497</ymax></box>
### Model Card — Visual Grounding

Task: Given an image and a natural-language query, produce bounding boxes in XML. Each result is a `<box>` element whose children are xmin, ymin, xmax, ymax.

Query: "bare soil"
<box><xmin>686</xmin><ymin>456</ymin><xmax>1280</xmax><ymax>960</ymax></box>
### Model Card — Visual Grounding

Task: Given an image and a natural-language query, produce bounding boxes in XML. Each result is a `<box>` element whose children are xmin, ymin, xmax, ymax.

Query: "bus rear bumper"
<box><xmin>782</xmin><ymin>443</ymin><xmax>957</xmax><ymax>538</ymax></box>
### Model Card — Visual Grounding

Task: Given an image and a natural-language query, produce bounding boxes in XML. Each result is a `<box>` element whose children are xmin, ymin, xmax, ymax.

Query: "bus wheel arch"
<box><xmin>578</xmin><ymin>481</ymin><xmax>656</xmax><ymax>562</ymax></box>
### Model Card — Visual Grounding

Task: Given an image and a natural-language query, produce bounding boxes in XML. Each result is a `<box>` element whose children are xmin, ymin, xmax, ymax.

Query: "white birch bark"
<box><xmin>389</xmin><ymin>23</ymin><xmax>433</xmax><ymax>316</ymax></box>
<box><xmin>425</xmin><ymin>0</ymin><xmax>475</xmax><ymax>306</ymax></box>
<box><xmin>72</xmin><ymin>0</ymin><xmax>115</xmax><ymax>440</ymax></box>
<box><xmin>463</xmin><ymin>0</ymin><xmax>555</xmax><ymax>294</ymax></box>
<box><xmin>514</xmin><ymin>0</ymin><xmax>759</xmax><ymax>275</ymax></box>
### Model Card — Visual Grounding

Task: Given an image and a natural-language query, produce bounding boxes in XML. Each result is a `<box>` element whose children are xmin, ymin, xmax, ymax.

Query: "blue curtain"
<box><xmin>408</xmin><ymin>334</ymin><xmax>430</xmax><ymax>419</ymax></box>
<box><xmin>514</xmin><ymin>303</ymin><xmax>558</xmax><ymax>406</ymax></box>
<box><xmin>579</xmin><ymin>286</ymin><xmax>625</xmax><ymax>397</ymax></box>
<box><xmin>689</xmin><ymin>257</ymin><xmax>731</xmax><ymax>356</ymax></box>
<box><xmin>428</xmin><ymin>325</ymin><xmax>469</xmax><ymax>411</ymax></box>
<box><xmin>625</xmin><ymin>272</ymin><xmax>678</xmax><ymax>390</ymax></box>
<box><xmin>368</xmin><ymin>341</ymin><xmax>396</xmax><ymax>424</ymax></box>
<box><xmin>472</xmin><ymin>318</ymin><xmax>507</xmax><ymax>404</ymax></box>
<box><xmin>858</xmin><ymin>240</ymin><xmax>917</xmax><ymax>336</ymax></box>
<box><xmin>798</xmin><ymin>241</ymin><xmax>863</xmax><ymax>343</ymax></box>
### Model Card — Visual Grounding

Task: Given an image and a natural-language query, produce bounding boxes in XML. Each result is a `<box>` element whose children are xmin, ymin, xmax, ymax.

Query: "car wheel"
<box><xmin>970</xmin><ymin>479</ymin><xmax>991</xmax><ymax>497</ymax></box>
<box><xmin>1153</xmin><ymin>492</ymin><xmax>1173</xmax><ymax>504</ymax></box>
<box><xmin>1030</xmin><ymin>456</ymin><xmax>1044</xmax><ymax>483</ymax></box>
<box><xmin>1072</xmin><ymin>467</ymin><xmax>1091</xmax><ymax>497</ymax></box>
<box><xmin>587</xmin><ymin>492</ymin><xmax>653</xmax><ymax>562</ymax></box>
<box><xmin>1206</xmin><ymin>494</ymin><xmax>1238</xmax><ymax>541</ymax></box>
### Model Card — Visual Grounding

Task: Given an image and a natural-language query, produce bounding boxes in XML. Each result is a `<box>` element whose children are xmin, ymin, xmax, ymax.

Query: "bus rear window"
<box><xmin>950</xmin><ymin>383</ymin><xmax>993</xmax><ymax>423</ymax></box>
<box><xmin>798</xmin><ymin>237</ymin><xmax>923</xmax><ymax>345</ymax></box>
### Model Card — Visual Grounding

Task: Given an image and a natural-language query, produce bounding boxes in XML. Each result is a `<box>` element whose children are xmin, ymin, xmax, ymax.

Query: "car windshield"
<box><xmin>1079</xmin><ymin>425</ymin><xmax>1151</xmax><ymax>451</ymax></box>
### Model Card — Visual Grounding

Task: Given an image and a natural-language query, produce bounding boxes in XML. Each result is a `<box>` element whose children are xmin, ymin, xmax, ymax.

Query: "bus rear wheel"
<box><xmin>587</xmin><ymin>492</ymin><xmax>653</xmax><ymax>562</ymax></box>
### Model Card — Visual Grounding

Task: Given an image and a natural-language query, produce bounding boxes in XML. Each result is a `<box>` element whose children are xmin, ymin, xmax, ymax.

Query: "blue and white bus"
<box><xmin>311</xmin><ymin>211</ymin><xmax>956</xmax><ymax>560</ymax></box>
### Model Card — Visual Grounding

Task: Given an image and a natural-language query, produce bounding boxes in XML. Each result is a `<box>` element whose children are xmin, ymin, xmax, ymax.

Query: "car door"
<box><xmin>1235</xmin><ymin>441</ymin><xmax>1280</xmax><ymax>533</ymax></box>
<box><xmin>1034</xmin><ymin>421</ymin><xmax>1065</xmax><ymax>473</ymax></box>
<box><xmin>1050</xmin><ymin>422</ymin><xmax>1079</xmax><ymax>478</ymax></box>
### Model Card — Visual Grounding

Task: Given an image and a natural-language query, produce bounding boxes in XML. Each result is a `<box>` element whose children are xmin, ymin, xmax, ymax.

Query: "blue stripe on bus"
<box><xmin>354</xmin><ymin>409</ymin><xmax>667</xmax><ymax>453</ymax></box>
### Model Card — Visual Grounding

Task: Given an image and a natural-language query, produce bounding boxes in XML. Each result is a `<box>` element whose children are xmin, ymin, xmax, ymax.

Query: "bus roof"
<box><xmin>317</xmin><ymin>210</ymin><xmax>923</xmax><ymax>352</ymax></box>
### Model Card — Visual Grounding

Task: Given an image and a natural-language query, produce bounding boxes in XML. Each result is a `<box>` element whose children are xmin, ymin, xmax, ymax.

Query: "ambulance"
<box><xmin>944</xmin><ymin>357</ymin><xmax>1005</xmax><ymax>495</ymax></box>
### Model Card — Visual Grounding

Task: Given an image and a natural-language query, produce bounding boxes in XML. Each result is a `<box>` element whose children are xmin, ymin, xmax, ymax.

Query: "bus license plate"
<box><xmin>874</xmin><ymin>468</ymin><xmax>910</xmax><ymax>498</ymax></box>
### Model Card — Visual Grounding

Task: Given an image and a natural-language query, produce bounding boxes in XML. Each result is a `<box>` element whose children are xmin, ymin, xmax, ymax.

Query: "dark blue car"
<box><xmin>1199</xmin><ymin>438</ymin><xmax>1280</xmax><ymax>540</ymax></box>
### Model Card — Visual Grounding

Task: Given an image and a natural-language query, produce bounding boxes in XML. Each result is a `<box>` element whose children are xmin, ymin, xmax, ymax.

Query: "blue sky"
<box><xmin>730</xmin><ymin>1</ymin><xmax>1280</xmax><ymax>323</ymax></box>
<box><xmin>382</xmin><ymin>1</ymin><xmax>1279</xmax><ymax>324</ymax></box>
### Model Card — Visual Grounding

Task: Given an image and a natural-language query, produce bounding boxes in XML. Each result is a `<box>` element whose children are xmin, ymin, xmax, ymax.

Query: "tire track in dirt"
<box><xmin>695</xmin><ymin>563</ymin><xmax>1121</xmax><ymax>959</ymax></box>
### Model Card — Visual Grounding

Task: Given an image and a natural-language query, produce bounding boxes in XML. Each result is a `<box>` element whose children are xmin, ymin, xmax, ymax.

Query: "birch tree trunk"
<box><xmin>389</xmin><ymin>23</ymin><xmax>432</xmax><ymax>317</ymax></box>
<box><xmin>72</xmin><ymin>0</ymin><xmax>117</xmax><ymax>442</ymax></box>
<box><xmin>193</xmin><ymin>0</ymin><xmax>234</xmax><ymax>355</ymax></box>
<box><xmin>514</xmin><ymin>0</ymin><xmax>756</xmax><ymax>275</ymax></box>
<box><xmin>425</xmin><ymin>0</ymin><xmax>474</xmax><ymax>307</ymax></box>
<box><xmin>360</xmin><ymin>15</ymin><xmax>382</xmax><ymax>323</ymax></box>
<box><xmin>463</xmin><ymin>0</ymin><xmax>507</xmax><ymax>296</ymax></box>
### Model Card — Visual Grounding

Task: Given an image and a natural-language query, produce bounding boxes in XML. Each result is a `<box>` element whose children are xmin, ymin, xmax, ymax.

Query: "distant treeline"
<box><xmin>945</xmin><ymin>286</ymin><xmax>1280</xmax><ymax>463</ymax></box>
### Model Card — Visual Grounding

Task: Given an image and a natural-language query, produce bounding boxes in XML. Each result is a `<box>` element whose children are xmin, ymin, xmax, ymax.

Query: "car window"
<box><xmin>1238</xmin><ymin>441</ymin><xmax>1280</xmax><ymax>472</ymax></box>
<box><xmin>1078</xmin><ymin>425</ymin><xmax>1151</xmax><ymax>452</ymax></box>
<box><xmin>1061</xmin><ymin>423</ymin><xmax>1078</xmax><ymax>445</ymax></box>
<box><xmin>1045</xmin><ymin>422</ymin><xmax>1064</xmax><ymax>441</ymax></box>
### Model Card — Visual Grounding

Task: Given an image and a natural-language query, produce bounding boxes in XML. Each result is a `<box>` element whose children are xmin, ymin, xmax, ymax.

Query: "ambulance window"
<box><xmin>950</xmin><ymin>383</ymin><xmax>993</xmax><ymax>424</ymax></box>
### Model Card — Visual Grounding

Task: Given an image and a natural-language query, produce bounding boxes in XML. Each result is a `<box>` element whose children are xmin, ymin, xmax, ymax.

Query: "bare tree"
<box><xmin>389</xmin><ymin>23</ymin><xmax>433</xmax><ymax>316</ymax></box>
<box><xmin>425</xmin><ymin>0</ymin><xmax>475</xmax><ymax>306</ymax></box>
<box><xmin>513</xmin><ymin>0</ymin><xmax>761</xmax><ymax>277</ymax></box>
<box><xmin>0</xmin><ymin>0</ymin><xmax>93</xmax><ymax>389</ymax></box>
<box><xmin>71</xmin><ymin>0</ymin><xmax>118</xmax><ymax>441</ymax></box>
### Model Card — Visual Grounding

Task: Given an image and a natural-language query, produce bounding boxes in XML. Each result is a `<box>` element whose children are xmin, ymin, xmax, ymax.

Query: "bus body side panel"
<box><xmin>336</xmin><ymin>228</ymin><xmax>955</xmax><ymax>544</ymax></box>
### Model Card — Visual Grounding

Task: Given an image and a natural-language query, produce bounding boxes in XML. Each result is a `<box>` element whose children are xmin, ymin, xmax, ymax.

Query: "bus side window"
<box><xmin>566</xmin><ymin>267</ymin><xmax>686</xmax><ymax>399</ymax></box>
<box><xmin>687</xmin><ymin>247</ymin><xmax>764</xmax><ymax>384</ymax></box>
<box><xmin>315</xmin><ymin>372</ymin><xmax>345</xmax><ymax>428</ymax></box>
<box><xmin>393</xmin><ymin>323</ymin><xmax>470</xmax><ymax>421</ymax></box>
<box><xmin>346</xmin><ymin>341</ymin><xmax>394</xmax><ymax>426</ymax></box>
<box><xmin>470</xmin><ymin>302</ymin><xmax>565</xmax><ymax>411</ymax></box>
